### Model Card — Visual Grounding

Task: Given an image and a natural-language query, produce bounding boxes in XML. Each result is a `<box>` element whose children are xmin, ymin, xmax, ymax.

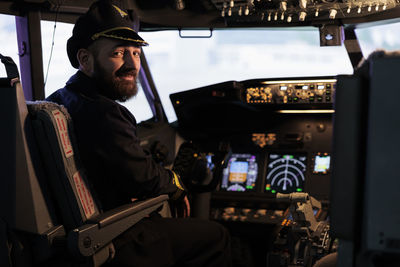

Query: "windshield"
<box><xmin>140</xmin><ymin>29</ymin><xmax>354</xmax><ymax>122</ymax></box>
<box><xmin>2</xmin><ymin>14</ymin><xmax>400</xmax><ymax>123</ymax></box>
<box><xmin>355</xmin><ymin>20</ymin><xmax>400</xmax><ymax>57</ymax></box>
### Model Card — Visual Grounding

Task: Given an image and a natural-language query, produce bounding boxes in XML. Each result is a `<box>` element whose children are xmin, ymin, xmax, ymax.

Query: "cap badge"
<box><xmin>112</xmin><ymin>4</ymin><xmax>128</xmax><ymax>18</ymax></box>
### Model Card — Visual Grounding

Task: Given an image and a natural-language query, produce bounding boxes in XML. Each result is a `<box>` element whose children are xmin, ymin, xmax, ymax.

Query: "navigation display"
<box><xmin>220</xmin><ymin>154</ymin><xmax>258</xmax><ymax>192</ymax></box>
<box><xmin>265</xmin><ymin>153</ymin><xmax>307</xmax><ymax>194</ymax></box>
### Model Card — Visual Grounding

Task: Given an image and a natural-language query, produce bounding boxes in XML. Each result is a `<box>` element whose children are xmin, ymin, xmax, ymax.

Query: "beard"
<box><xmin>92</xmin><ymin>58</ymin><xmax>138</xmax><ymax>102</ymax></box>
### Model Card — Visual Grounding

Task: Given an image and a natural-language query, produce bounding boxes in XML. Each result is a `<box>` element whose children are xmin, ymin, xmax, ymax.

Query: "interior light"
<box><xmin>315</xmin><ymin>9</ymin><xmax>319</xmax><ymax>17</ymax></box>
<box><xmin>329</xmin><ymin>9</ymin><xmax>337</xmax><ymax>19</ymax></box>
<box><xmin>274</xmin><ymin>12</ymin><xmax>278</xmax><ymax>21</ymax></box>
<box><xmin>245</xmin><ymin>5</ymin><xmax>250</xmax><ymax>15</ymax></box>
<box><xmin>368</xmin><ymin>4</ymin><xmax>372</xmax><ymax>12</ymax></box>
<box><xmin>280</xmin><ymin>1</ymin><xmax>287</xmax><ymax>11</ymax></box>
<box><xmin>221</xmin><ymin>8</ymin><xmax>225</xmax><ymax>17</ymax></box>
<box><xmin>267</xmin><ymin>12</ymin><xmax>271</xmax><ymax>21</ymax></box>
<box><xmin>287</xmin><ymin>14</ymin><xmax>292</xmax><ymax>22</ymax></box>
<box><xmin>357</xmin><ymin>6</ymin><xmax>362</xmax><ymax>13</ymax></box>
<box><xmin>230</xmin><ymin>0</ymin><xmax>234</xmax><ymax>8</ymax></box>
<box><xmin>238</xmin><ymin>6</ymin><xmax>242</xmax><ymax>16</ymax></box>
<box><xmin>383</xmin><ymin>4</ymin><xmax>387</xmax><ymax>10</ymax></box>
<box><xmin>175</xmin><ymin>0</ymin><xmax>185</xmax><ymax>10</ymax></box>
<box><xmin>262</xmin><ymin>79</ymin><xmax>337</xmax><ymax>84</ymax></box>
<box><xmin>347</xmin><ymin>6</ymin><xmax>351</xmax><ymax>13</ymax></box>
<box><xmin>228</xmin><ymin>8</ymin><xmax>232</xmax><ymax>16</ymax></box>
<box><xmin>299</xmin><ymin>11</ymin><xmax>307</xmax><ymax>21</ymax></box>
<box><xmin>375</xmin><ymin>4</ymin><xmax>379</xmax><ymax>11</ymax></box>
<box><xmin>281</xmin><ymin>12</ymin><xmax>285</xmax><ymax>20</ymax></box>
<box><xmin>299</xmin><ymin>0</ymin><xmax>307</xmax><ymax>9</ymax></box>
<box><xmin>276</xmin><ymin>110</ymin><xmax>335</xmax><ymax>114</ymax></box>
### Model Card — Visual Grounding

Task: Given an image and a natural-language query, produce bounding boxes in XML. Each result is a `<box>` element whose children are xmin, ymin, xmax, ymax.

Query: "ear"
<box><xmin>77</xmin><ymin>48</ymin><xmax>94</xmax><ymax>76</ymax></box>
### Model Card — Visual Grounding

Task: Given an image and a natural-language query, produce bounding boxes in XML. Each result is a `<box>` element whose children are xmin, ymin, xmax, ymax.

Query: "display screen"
<box><xmin>265</xmin><ymin>153</ymin><xmax>307</xmax><ymax>194</ymax></box>
<box><xmin>313</xmin><ymin>154</ymin><xmax>330</xmax><ymax>174</ymax></box>
<box><xmin>220</xmin><ymin>154</ymin><xmax>258</xmax><ymax>192</ymax></box>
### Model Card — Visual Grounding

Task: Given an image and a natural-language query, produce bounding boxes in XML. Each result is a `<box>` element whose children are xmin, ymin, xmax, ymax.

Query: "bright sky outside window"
<box><xmin>140</xmin><ymin>29</ymin><xmax>354</xmax><ymax>122</ymax></box>
<box><xmin>0</xmin><ymin>14</ymin><xmax>18</xmax><ymax>77</ymax></box>
<box><xmin>2</xmin><ymin>14</ymin><xmax>400</xmax><ymax>124</ymax></box>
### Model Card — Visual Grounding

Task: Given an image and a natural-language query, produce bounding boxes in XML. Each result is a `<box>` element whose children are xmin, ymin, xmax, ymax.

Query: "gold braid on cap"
<box><xmin>91</xmin><ymin>27</ymin><xmax>149</xmax><ymax>46</ymax></box>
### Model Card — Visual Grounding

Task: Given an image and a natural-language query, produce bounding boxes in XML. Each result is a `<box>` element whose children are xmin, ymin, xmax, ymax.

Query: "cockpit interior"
<box><xmin>1</xmin><ymin>0</ymin><xmax>400</xmax><ymax>267</ymax></box>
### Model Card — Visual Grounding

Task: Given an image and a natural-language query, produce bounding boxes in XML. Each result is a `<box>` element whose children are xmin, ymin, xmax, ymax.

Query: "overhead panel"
<box><xmin>211</xmin><ymin>0</ymin><xmax>400</xmax><ymax>25</ymax></box>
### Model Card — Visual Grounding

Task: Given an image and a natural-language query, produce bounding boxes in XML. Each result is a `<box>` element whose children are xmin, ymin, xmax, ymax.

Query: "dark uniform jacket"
<box><xmin>47</xmin><ymin>71</ymin><xmax>183</xmax><ymax>211</ymax></box>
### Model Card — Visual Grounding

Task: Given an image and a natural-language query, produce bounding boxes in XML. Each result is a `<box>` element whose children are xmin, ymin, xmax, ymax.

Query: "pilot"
<box><xmin>46</xmin><ymin>0</ymin><xmax>231</xmax><ymax>266</ymax></box>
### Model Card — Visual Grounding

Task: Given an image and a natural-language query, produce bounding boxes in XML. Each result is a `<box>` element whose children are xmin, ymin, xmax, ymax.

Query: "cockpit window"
<box><xmin>355</xmin><ymin>20</ymin><xmax>400</xmax><ymax>58</ymax></box>
<box><xmin>140</xmin><ymin>29</ymin><xmax>354</xmax><ymax>122</ymax></box>
<box><xmin>0</xmin><ymin>14</ymin><xmax>18</xmax><ymax>77</ymax></box>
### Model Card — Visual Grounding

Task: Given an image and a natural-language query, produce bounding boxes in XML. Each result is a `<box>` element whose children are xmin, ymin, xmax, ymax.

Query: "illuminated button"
<box><xmin>309</xmin><ymin>97</ymin><xmax>314</xmax><ymax>101</ymax></box>
<box><xmin>326</xmin><ymin>84</ymin><xmax>331</xmax><ymax>89</ymax></box>
<box><xmin>326</xmin><ymin>90</ymin><xmax>331</xmax><ymax>95</ymax></box>
<box><xmin>222</xmin><ymin>214</ymin><xmax>230</xmax><ymax>220</ymax></box>
<box><xmin>242</xmin><ymin>209</ymin><xmax>251</xmax><ymax>215</ymax></box>
<box><xmin>310</xmin><ymin>84</ymin><xmax>315</xmax><ymax>89</ymax></box>
<box><xmin>224</xmin><ymin>207</ymin><xmax>235</xmax><ymax>215</ymax></box>
<box><xmin>317</xmin><ymin>97</ymin><xmax>322</xmax><ymax>102</ymax></box>
<box><xmin>257</xmin><ymin>209</ymin><xmax>267</xmax><ymax>216</ymax></box>
<box><xmin>288</xmin><ymin>97</ymin><xmax>292</xmax><ymax>102</ymax></box>
<box><xmin>293</xmin><ymin>97</ymin><xmax>298</xmax><ymax>102</ymax></box>
<box><xmin>326</xmin><ymin>96</ymin><xmax>331</xmax><ymax>101</ymax></box>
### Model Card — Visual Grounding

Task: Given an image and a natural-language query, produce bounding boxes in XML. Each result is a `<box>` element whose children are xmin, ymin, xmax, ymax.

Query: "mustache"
<box><xmin>115</xmin><ymin>67</ymin><xmax>137</xmax><ymax>77</ymax></box>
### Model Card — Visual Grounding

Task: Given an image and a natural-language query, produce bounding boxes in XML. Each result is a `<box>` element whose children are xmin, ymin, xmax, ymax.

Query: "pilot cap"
<box><xmin>67</xmin><ymin>0</ymin><xmax>148</xmax><ymax>68</ymax></box>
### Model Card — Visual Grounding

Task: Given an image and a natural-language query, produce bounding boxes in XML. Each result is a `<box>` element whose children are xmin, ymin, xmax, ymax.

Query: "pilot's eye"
<box><xmin>113</xmin><ymin>50</ymin><xmax>124</xmax><ymax>57</ymax></box>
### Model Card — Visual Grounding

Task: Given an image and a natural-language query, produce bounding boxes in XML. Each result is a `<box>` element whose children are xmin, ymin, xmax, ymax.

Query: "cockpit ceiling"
<box><xmin>1</xmin><ymin>0</ymin><xmax>400</xmax><ymax>29</ymax></box>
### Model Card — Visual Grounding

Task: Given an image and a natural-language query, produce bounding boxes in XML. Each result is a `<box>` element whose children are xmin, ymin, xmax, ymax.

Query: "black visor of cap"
<box><xmin>67</xmin><ymin>0</ymin><xmax>148</xmax><ymax>69</ymax></box>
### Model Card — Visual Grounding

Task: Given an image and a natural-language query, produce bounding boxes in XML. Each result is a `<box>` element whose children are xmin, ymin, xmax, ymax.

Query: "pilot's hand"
<box><xmin>177</xmin><ymin>196</ymin><xmax>191</xmax><ymax>218</ymax></box>
<box><xmin>172</xmin><ymin>196</ymin><xmax>191</xmax><ymax>218</ymax></box>
<box><xmin>173</xmin><ymin>141</ymin><xmax>208</xmax><ymax>191</ymax></box>
<box><xmin>183</xmin><ymin>196</ymin><xmax>191</xmax><ymax>217</ymax></box>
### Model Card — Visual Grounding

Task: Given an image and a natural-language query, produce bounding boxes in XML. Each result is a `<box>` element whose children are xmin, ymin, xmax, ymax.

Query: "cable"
<box><xmin>44</xmin><ymin>1</ymin><xmax>62</xmax><ymax>89</ymax></box>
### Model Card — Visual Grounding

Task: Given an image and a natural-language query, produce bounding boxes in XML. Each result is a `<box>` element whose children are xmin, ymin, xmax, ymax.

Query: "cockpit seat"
<box><xmin>0</xmin><ymin>55</ymin><xmax>168</xmax><ymax>267</ymax></box>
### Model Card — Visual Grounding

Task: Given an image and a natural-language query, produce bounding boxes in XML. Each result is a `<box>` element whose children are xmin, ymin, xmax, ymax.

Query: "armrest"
<box><xmin>67</xmin><ymin>195</ymin><xmax>169</xmax><ymax>258</ymax></box>
<box><xmin>88</xmin><ymin>195</ymin><xmax>169</xmax><ymax>228</ymax></box>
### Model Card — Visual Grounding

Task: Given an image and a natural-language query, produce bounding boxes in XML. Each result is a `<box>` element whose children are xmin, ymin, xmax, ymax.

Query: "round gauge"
<box><xmin>265</xmin><ymin>154</ymin><xmax>307</xmax><ymax>193</ymax></box>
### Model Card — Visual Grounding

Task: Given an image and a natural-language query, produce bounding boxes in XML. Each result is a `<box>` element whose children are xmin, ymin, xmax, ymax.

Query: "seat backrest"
<box><xmin>331</xmin><ymin>52</ymin><xmax>400</xmax><ymax>266</ymax></box>
<box><xmin>0</xmin><ymin>78</ymin><xmax>55</xmax><ymax>235</ymax></box>
<box><xmin>1</xmin><ymin>76</ymin><xmax>101</xmax><ymax>236</ymax></box>
<box><xmin>1</xmin><ymin>55</ymin><xmax>169</xmax><ymax>267</ymax></box>
<box><xmin>27</xmin><ymin>101</ymin><xmax>101</xmax><ymax>230</ymax></box>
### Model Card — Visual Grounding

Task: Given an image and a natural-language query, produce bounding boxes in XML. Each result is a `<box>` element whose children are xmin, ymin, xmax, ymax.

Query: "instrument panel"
<box><xmin>171</xmin><ymin>77</ymin><xmax>335</xmax><ymax>225</ymax></box>
<box><xmin>216</xmin><ymin>150</ymin><xmax>330</xmax><ymax>195</ymax></box>
<box><xmin>245</xmin><ymin>79</ymin><xmax>335</xmax><ymax>104</ymax></box>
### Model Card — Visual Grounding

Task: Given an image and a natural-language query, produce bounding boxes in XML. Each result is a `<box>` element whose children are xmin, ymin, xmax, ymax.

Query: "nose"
<box><xmin>123</xmin><ymin>50</ymin><xmax>140</xmax><ymax>70</ymax></box>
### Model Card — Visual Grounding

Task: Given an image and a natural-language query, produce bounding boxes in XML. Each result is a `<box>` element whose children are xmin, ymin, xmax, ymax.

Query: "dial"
<box><xmin>265</xmin><ymin>153</ymin><xmax>307</xmax><ymax>193</ymax></box>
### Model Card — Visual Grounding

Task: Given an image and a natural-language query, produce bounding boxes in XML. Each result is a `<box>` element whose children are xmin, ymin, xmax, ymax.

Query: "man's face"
<box><xmin>90</xmin><ymin>38</ymin><xmax>141</xmax><ymax>102</ymax></box>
